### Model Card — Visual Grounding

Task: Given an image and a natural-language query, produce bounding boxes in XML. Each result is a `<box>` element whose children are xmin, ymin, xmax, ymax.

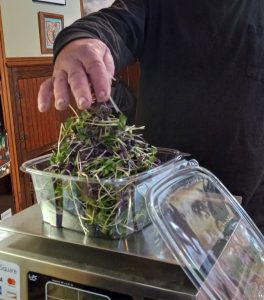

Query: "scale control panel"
<box><xmin>28</xmin><ymin>271</ymin><xmax>133</xmax><ymax>300</ymax></box>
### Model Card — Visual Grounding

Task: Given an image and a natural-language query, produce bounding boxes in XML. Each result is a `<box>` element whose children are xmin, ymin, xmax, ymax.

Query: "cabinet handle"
<box><xmin>16</xmin><ymin>91</ymin><xmax>22</xmax><ymax>101</ymax></box>
<box><xmin>20</xmin><ymin>133</ymin><xmax>26</xmax><ymax>142</ymax></box>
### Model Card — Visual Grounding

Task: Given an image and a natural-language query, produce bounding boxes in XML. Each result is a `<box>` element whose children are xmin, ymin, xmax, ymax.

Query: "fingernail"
<box><xmin>39</xmin><ymin>103</ymin><xmax>47</xmax><ymax>112</ymax></box>
<box><xmin>56</xmin><ymin>98</ymin><xmax>65</xmax><ymax>109</ymax></box>
<box><xmin>98</xmin><ymin>91</ymin><xmax>106</xmax><ymax>100</ymax></box>
<box><xmin>78</xmin><ymin>97</ymin><xmax>89</xmax><ymax>108</ymax></box>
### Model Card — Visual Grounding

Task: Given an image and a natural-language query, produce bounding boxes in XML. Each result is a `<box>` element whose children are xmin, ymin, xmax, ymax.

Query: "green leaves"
<box><xmin>47</xmin><ymin>104</ymin><xmax>160</xmax><ymax>238</ymax></box>
<box><xmin>118</xmin><ymin>114</ymin><xmax>127</xmax><ymax>130</ymax></box>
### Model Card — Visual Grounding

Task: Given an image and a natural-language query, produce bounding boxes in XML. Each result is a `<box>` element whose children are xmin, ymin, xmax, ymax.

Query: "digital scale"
<box><xmin>0</xmin><ymin>204</ymin><xmax>196</xmax><ymax>300</ymax></box>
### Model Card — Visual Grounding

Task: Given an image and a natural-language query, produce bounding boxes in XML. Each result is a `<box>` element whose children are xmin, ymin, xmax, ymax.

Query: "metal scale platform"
<box><xmin>0</xmin><ymin>204</ymin><xmax>197</xmax><ymax>300</ymax></box>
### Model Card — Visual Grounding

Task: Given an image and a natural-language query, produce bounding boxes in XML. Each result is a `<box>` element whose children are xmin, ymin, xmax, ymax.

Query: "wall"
<box><xmin>0</xmin><ymin>0</ymin><xmax>81</xmax><ymax>57</ymax></box>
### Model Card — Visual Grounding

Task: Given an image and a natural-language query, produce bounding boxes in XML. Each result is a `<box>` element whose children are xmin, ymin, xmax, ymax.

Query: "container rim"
<box><xmin>20</xmin><ymin>147</ymin><xmax>188</xmax><ymax>184</ymax></box>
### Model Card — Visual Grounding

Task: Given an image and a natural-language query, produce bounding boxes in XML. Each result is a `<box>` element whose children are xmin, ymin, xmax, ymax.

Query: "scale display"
<box><xmin>28</xmin><ymin>272</ymin><xmax>133</xmax><ymax>300</ymax></box>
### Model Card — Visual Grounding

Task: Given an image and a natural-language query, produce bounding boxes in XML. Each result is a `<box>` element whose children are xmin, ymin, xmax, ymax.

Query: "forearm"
<box><xmin>53</xmin><ymin>0</ymin><xmax>146</xmax><ymax>71</ymax></box>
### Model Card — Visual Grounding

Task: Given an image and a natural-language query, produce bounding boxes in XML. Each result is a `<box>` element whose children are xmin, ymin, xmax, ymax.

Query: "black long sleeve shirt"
<box><xmin>54</xmin><ymin>0</ymin><xmax>264</xmax><ymax>218</ymax></box>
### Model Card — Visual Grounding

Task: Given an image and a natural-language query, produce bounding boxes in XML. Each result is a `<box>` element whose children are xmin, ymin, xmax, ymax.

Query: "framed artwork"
<box><xmin>38</xmin><ymin>12</ymin><xmax>64</xmax><ymax>54</ymax></box>
<box><xmin>33</xmin><ymin>0</ymin><xmax>66</xmax><ymax>5</ymax></box>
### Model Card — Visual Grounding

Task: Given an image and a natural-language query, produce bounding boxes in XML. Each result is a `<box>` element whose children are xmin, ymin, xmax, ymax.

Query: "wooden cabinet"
<box><xmin>6</xmin><ymin>58</ymin><xmax>71</xmax><ymax>210</ymax></box>
<box><xmin>0</xmin><ymin>76</ymin><xmax>13</xmax><ymax>214</ymax></box>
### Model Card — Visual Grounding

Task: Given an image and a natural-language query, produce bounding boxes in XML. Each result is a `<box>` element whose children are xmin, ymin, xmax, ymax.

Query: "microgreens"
<box><xmin>46</xmin><ymin>103</ymin><xmax>161</xmax><ymax>238</ymax></box>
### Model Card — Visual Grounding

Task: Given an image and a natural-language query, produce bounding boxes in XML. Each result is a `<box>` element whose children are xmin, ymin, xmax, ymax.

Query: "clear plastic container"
<box><xmin>21</xmin><ymin>147</ymin><xmax>185</xmax><ymax>239</ymax></box>
<box><xmin>147</xmin><ymin>159</ymin><xmax>264</xmax><ymax>299</ymax></box>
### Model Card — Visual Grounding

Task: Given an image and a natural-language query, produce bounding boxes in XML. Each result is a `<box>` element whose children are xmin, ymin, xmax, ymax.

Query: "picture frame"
<box><xmin>38</xmin><ymin>12</ymin><xmax>64</xmax><ymax>54</ymax></box>
<box><xmin>80</xmin><ymin>0</ymin><xmax>84</xmax><ymax>16</ymax></box>
<box><xmin>33</xmin><ymin>0</ymin><xmax>66</xmax><ymax>5</ymax></box>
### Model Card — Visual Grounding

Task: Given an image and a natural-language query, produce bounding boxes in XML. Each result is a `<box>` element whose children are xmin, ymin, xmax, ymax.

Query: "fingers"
<box><xmin>67</xmin><ymin>66</ymin><xmax>93</xmax><ymax>110</ymax></box>
<box><xmin>53</xmin><ymin>71</ymin><xmax>70</xmax><ymax>111</ymax></box>
<box><xmin>38</xmin><ymin>77</ymin><xmax>54</xmax><ymax>112</ymax></box>
<box><xmin>84</xmin><ymin>59</ymin><xmax>111</xmax><ymax>102</ymax></box>
<box><xmin>81</xmin><ymin>40</ymin><xmax>114</xmax><ymax>103</ymax></box>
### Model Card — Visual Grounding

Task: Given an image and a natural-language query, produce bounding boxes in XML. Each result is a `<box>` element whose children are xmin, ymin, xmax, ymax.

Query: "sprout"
<box><xmin>46</xmin><ymin>103</ymin><xmax>160</xmax><ymax>238</ymax></box>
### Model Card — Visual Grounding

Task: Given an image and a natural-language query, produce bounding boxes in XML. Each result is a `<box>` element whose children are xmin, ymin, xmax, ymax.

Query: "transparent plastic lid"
<box><xmin>147</xmin><ymin>160</ymin><xmax>264</xmax><ymax>299</ymax></box>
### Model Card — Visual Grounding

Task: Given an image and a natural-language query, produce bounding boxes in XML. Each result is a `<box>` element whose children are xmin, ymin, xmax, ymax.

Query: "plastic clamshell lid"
<box><xmin>146</xmin><ymin>160</ymin><xmax>264</xmax><ymax>300</ymax></box>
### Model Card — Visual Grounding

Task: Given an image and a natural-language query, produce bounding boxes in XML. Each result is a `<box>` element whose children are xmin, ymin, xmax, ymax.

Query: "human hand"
<box><xmin>38</xmin><ymin>38</ymin><xmax>115</xmax><ymax>112</ymax></box>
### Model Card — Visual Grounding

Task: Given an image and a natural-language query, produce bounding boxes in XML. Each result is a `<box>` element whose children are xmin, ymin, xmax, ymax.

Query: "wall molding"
<box><xmin>6</xmin><ymin>56</ymin><xmax>53</xmax><ymax>67</ymax></box>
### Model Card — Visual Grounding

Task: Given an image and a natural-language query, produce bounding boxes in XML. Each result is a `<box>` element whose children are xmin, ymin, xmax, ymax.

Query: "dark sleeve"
<box><xmin>53</xmin><ymin>0</ymin><xmax>146</xmax><ymax>71</ymax></box>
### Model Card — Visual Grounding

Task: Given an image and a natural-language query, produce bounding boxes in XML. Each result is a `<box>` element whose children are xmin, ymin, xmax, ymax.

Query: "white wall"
<box><xmin>0</xmin><ymin>0</ymin><xmax>81</xmax><ymax>57</ymax></box>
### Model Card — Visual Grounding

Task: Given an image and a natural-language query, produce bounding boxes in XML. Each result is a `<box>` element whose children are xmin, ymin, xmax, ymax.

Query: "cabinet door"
<box><xmin>18</xmin><ymin>76</ymin><xmax>69</xmax><ymax>158</ymax></box>
<box><xmin>8</xmin><ymin>63</ymin><xmax>73</xmax><ymax>209</ymax></box>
